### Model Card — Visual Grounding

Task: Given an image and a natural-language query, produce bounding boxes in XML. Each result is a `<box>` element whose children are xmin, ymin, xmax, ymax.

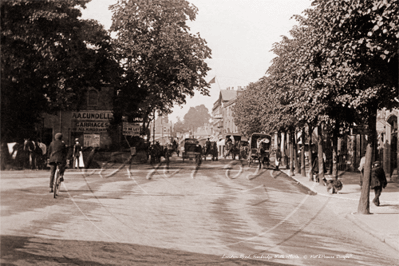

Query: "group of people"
<box><xmin>1</xmin><ymin>136</ymin><xmax>83</xmax><ymax>171</ymax></box>
<box><xmin>3</xmin><ymin>132</ymin><xmax>390</xmax><ymax>204</ymax></box>
<box><xmin>1</xmin><ymin>138</ymin><xmax>47</xmax><ymax>170</ymax></box>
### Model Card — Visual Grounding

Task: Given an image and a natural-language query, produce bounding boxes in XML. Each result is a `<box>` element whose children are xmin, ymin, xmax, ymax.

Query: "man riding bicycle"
<box><xmin>48</xmin><ymin>133</ymin><xmax>67</xmax><ymax>193</ymax></box>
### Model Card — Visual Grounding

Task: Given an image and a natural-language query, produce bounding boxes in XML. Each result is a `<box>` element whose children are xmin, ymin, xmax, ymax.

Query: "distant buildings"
<box><xmin>150</xmin><ymin>115</ymin><xmax>172</xmax><ymax>145</ymax></box>
<box><xmin>211</xmin><ymin>86</ymin><xmax>245</xmax><ymax>140</ymax></box>
<box><xmin>193</xmin><ymin>123</ymin><xmax>212</xmax><ymax>139</ymax></box>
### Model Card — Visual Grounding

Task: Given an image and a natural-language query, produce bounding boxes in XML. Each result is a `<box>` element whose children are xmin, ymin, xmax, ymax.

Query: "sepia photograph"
<box><xmin>1</xmin><ymin>0</ymin><xmax>398</xmax><ymax>265</ymax></box>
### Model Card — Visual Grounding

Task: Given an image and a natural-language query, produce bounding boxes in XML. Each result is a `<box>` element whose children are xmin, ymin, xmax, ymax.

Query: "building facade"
<box><xmin>149</xmin><ymin>115</ymin><xmax>172</xmax><ymax>145</ymax></box>
<box><xmin>223</xmin><ymin>99</ymin><xmax>239</xmax><ymax>134</ymax></box>
<box><xmin>379</xmin><ymin>108</ymin><xmax>398</xmax><ymax>181</ymax></box>
<box><xmin>211</xmin><ymin>86</ymin><xmax>246</xmax><ymax>156</ymax></box>
<box><xmin>211</xmin><ymin>87</ymin><xmax>244</xmax><ymax>139</ymax></box>
<box><xmin>42</xmin><ymin>87</ymin><xmax>114</xmax><ymax>148</ymax></box>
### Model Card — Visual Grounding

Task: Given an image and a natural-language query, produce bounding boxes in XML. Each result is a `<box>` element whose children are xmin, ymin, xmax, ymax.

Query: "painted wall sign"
<box><xmin>72</xmin><ymin>111</ymin><xmax>113</xmax><ymax>120</ymax></box>
<box><xmin>71</xmin><ymin>111</ymin><xmax>113</xmax><ymax>132</ymax></box>
<box><xmin>84</xmin><ymin>134</ymin><xmax>100</xmax><ymax>147</ymax></box>
<box><xmin>123</xmin><ymin>122</ymin><xmax>141</xmax><ymax>136</ymax></box>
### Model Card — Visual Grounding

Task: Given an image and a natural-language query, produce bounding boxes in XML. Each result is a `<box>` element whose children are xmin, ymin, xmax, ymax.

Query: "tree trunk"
<box><xmin>332</xmin><ymin>132</ymin><xmax>338</xmax><ymax>179</ymax></box>
<box><xmin>318</xmin><ymin>124</ymin><xmax>324</xmax><ymax>182</ymax></box>
<box><xmin>326</xmin><ymin>130</ymin><xmax>332</xmax><ymax>175</ymax></box>
<box><xmin>285</xmin><ymin>131</ymin><xmax>289</xmax><ymax>169</ymax></box>
<box><xmin>357</xmin><ymin>112</ymin><xmax>377</xmax><ymax>214</ymax></box>
<box><xmin>281</xmin><ymin>132</ymin><xmax>287</xmax><ymax>169</ymax></box>
<box><xmin>294</xmin><ymin>129</ymin><xmax>298</xmax><ymax>175</ymax></box>
<box><xmin>308</xmin><ymin>125</ymin><xmax>314</xmax><ymax>181</ymax></box>
<box><xmin>289</xmin><ymin>130</ymin><xmax>294</xmax><ymax>176</ymax></box>
<box><xmin>301</xmin><ymin>128</ymin><xmax>306</xmax><ymax>177</ymax></box>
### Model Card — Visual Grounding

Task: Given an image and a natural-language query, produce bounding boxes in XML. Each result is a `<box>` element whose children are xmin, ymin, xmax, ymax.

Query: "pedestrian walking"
<box><xmin>370</xmin><ymin>161</ymin><xmax>387</xmax><ymax>206</ymax></box>
<box><xmin>275</xmin><ymin>148</ymin><xmax>281</xmax><ymax>170</ymax></box>
<box><xmin>358</xmin><ymin>154</ymin><xmax>366</xmax><ymax>187</ymax></box>
<box><xmin>73</xmin><ymin>138</ymin><xmax>83</xmax><ymax>169</ymax></box>
<box><xmin>258</xmin><ymin>142</ymin><xmax>269</xmax><ymax>169</ymax></box>
<box><xmin>205</xmin><ymin>138</ymin><xmax>211</xmax><ymax>155</ymax></box>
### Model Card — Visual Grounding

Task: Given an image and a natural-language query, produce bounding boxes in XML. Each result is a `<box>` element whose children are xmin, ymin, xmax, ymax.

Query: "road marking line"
<box><xmin>128</xmin><ymin>168</ymin><xmax>149</xmax><ymax>194</ymax></box>
<box><xmin>62</xmin><ymin>182</ymin><xmax>117</xmax><ymax>241</ymax></box>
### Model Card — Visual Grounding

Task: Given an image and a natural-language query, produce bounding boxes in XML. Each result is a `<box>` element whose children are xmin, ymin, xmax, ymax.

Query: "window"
<box><xmin>87</xmin><ymin>89</ymin><xmax>99</xmax><ymax>107</ymax></box>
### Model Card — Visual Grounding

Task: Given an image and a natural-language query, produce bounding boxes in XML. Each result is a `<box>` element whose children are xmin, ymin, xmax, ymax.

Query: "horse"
<box><xmin>35</xmin><ymin>141</ymin><xmax>47</xmax><ymax>169</ymax></box>
<box><xmin>23</xmin><ymin>139</ymin><xmax>36</xmax><ymax>169</ymax></box>
<box><xmin>6</xmin><ymin>142</ymin><xmax>25</xmax><ymax>170</ymax></box>
<box><xmin>172</xmin><ymin>141</ymin><xmax>179</xmax><ymax>156</ymax></box>
<box><xmin>149</xmin><ymin>143</ymin><xmax>163</xmax><ymax>164</ymax></box>
<box><xmin>225</xmin><ymin>142</ymin><xmax>240</xmax><ymax>160</ymax></box>
<box><xmin>239</xmin><ymin>143</ymin><xmax>249</xmax><ymax>160</ymax></box>
<box><xmin>203</xmin><ymin>141</ymin><xmax>218</xmax><ymax>161</ymax></box>
<box><xmin>166</xmin><ymin>142</ymin><xmax>179</xmax><ymax>157</ymax></box>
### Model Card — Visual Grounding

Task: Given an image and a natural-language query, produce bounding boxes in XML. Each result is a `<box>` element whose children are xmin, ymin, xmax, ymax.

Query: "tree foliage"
<box><xmin>1</xmin><ymin>0</ymin><xmax>119</xmax><ymax>140</ymax></box>
<box><xmin>234</xmin><ymin>0</ymin><xmax>398</xmax><ymax>214</ymax></box>
<box><xmin>299</xmin><ymin>0</ymin><xmax>398</xmax><ymax>114</ymax></box>
<box><xmin>233</xmin><ymin>78</ymin><xmax>284</xmax><ymax>135</ymax></box>
<box><xmin>183</xmin><ymin>104</ymin><xmax>211</xmax><ymax>132</ymax></box>
<box><xmin>233</xmin><ymin>82</ymin><xmax>263</xmax><ymax>135</ymax></box>
<box><xmin>110</xmin><ymin>0</ymin><xmax>212</xmax><ymax>127</ymax></box>
<box><xmin>173</xmin><ymin>117</ymin><xmax>187</xmax><ymax>134</ymax></box>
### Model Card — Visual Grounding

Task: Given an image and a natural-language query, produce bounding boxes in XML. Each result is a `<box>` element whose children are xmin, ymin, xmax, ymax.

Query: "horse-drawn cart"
<box><xmin>248</xmin><ymin>133</ymin><xmax>272</xmax><ymax>167</ymax></box>
<box><xmin>224</xmin><ymin>135</ymin><xmax>242</xmax><ymax>159</ymax></box>
<box><xmin>182</xmin><ymin>138</ymin><xmax>201</xmax><ymax>162</ymax></box>
<box><xmin>201</xmin><ymin>140</ymin><xmax>218</xmax><ymax>161</ymax></box>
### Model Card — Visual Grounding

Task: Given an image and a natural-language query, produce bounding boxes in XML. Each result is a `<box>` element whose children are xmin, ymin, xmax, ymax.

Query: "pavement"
<box><xmin>280</xmin><ymin>166</ymin><xmax>399</xmax><ymax>252</ymax></box>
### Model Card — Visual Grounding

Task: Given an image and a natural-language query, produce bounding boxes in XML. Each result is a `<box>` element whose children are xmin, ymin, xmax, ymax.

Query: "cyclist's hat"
<box><xmin>55</xmin><ymin>133</ymin><xmax>63</xmax><ymax>140</ymax></box>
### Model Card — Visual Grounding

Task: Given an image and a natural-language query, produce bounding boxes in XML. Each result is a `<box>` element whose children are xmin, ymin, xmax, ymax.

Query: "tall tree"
<box><xmin>233</xmin><ymin>80</ymin><xmax>267</xmax><ymax>135</ymax></box>
<box><xmin>299</xmin><ymin>0</ymin><xmax>398</xmax><ymax>214</ymax></box>
<box><xmin>183</xmin><ymin>104</ymin><xmax>211</xmax><ymax>132</ymax></box>
<box><xmin>110</xmin><ymin>0</ymin><xmax>212</xmax><ymax>131</ymax></box>
<box><xmin>173</xmin><ymin>117</ymin><xmax>187</xmax><ymax>134</ymax></box>
<box><xmin>1</xmin><ymin>0</ymin><xmax>119</xmax><ymax>140</ymax></box>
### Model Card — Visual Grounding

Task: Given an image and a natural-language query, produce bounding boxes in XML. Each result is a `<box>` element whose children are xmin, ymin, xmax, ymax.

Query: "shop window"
<box><xmin>87</xmin><ymin>89</ymin><xmax>99</xmax><ymax>107</ymax></box>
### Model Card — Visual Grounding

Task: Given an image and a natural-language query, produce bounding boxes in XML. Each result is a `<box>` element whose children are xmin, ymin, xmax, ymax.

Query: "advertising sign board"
<box><xmin>71</xmin><ymin>111</ymin><xmax>113</xmax><ymax>133</ymax></box>
<box><xmin>123</xmin><ymin>122</ymin><xmax>141</xmax><ymax>136</ymax></box>
<box><xmin>84</xmin><ymin>134</ymin><xmax>100</xmax><ymax>147</ymax></box>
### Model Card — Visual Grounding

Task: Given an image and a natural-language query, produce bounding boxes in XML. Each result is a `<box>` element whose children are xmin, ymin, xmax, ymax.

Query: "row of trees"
<box><xmin>233</xmin><ymin>0</ymin><xmax>398</xmax><ymax>214</ymax></box>
<box><xmin>1</xmin><ymin>0</ymin><xmax>212</xmax><ymax>141</ymax></box>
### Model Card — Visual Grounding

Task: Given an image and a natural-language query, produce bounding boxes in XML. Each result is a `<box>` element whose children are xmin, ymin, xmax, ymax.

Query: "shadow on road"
<box><xmin>1</xmin><ymin>235</ymin><xmax>292</xmax><ymax>266</ymax></box>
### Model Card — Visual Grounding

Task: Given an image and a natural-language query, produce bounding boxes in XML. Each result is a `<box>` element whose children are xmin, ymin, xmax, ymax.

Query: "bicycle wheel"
<box><xmin>53</xmin><ymin>168</ymin><xmax>60</xmax><ymax>198</ymax></box>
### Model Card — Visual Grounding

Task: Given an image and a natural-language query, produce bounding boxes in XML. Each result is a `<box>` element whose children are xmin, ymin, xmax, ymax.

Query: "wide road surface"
<box><xmin>1</xmin><ymin>156</ymin><xmax>398</xmax><ymax>265</ymax></box>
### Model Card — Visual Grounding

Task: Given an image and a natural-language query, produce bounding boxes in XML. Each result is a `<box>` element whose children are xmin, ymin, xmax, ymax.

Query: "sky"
<box><xmin>80</xmin><ymin>0</ymin><xmax>312</xmax><ymax>122</ymax></box>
